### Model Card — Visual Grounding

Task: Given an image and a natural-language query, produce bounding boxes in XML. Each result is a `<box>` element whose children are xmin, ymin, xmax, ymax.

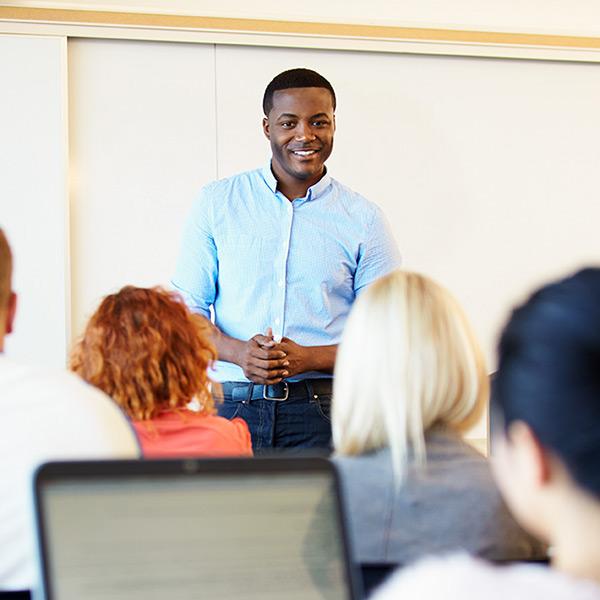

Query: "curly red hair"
<box><xmin>71</xmin><ymin>286</ymin><xmax>216</xmax><ymax>421</ymax></box>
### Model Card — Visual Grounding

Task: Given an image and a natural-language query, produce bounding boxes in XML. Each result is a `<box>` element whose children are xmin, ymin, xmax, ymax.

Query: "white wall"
<box><xmin>3</xmin><ymin>29</ymin><xmax>600</xmax><ymax>439</ymax></box>
<box><xmin>0</xmin><ymin>35</ymin><xmax>69</xmax><ymax>368</ymax></box>
<box><xmin>68</xmin><ymin>38</ymin><xmax>217</xmax><ymax>336</ymax></box>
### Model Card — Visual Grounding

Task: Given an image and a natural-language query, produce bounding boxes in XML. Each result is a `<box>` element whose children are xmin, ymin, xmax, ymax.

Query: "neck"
<box><xmin>271</xmin><ymin>163</ymin><xmax>324</xmax><ymax>201</ymax></box>
<box><xmin>549</xmin><ymin>488</ymin><xmax>600</xmax><ymax>584</ymax></box>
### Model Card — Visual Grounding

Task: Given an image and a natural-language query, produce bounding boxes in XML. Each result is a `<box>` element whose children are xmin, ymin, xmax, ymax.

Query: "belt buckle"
<box><xmin>263</xmin><ymin>382</ymin><xmax>289</xmax><ymax>401</ymax></box>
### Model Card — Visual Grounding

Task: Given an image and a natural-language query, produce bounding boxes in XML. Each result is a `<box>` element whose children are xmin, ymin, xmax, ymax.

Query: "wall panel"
<box><xmin>0</xmin><ymin>35</ymin><xmax>68</xmax><ymax>367</ymax></box>
<box><xmin>68</xmin><ymin>38</ymin><xmax>217</xmax><ymax>339</ymax></box>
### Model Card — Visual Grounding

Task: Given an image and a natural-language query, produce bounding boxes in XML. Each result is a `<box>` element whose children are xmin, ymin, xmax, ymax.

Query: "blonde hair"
<box><xmin>0</xmin><ymin>229</ymin><xmax>12</xmax><ymax>311</ymax></box>
<box><xmin>333</xmin><ymin>270</ymin><xmax>488</xmax><ymax>478</ymax></box>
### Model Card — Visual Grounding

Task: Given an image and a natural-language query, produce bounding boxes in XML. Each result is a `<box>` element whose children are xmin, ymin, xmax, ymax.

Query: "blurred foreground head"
<box><xmin>493</xmin><ymin>268</ymin><xmax>600</xmax><ymax>540</ymax></box>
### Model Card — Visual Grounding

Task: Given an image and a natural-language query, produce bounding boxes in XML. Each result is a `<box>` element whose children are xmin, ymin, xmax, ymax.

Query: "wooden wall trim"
<box><xmin>2</xmin><ymin>6</ymin><xmax>600</xmax><ymax>60</ymax></box>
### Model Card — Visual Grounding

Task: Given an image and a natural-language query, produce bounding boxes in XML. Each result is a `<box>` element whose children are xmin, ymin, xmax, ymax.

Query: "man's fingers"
<box><xmin>247</xmin><ymin>367</ymin><xmax>289</xmax><ymax>383</ymax></box>
<box><xmin>250</xmin><ymin>357</ymin><xmax>289</xmax><ymax>370</ymax></box>
<box><xmin>253</xmin><ymin>334</ymin><xmax>276</xmax><ymax>348</ymax></box>
<box><xmin>248</xmin><ymin>375</ymin><xmax>284</xmax><ymax>385</ymax></box>
<box><xmin>248</xmin><ymin>343</ymin><xmax>286</xmax><ymax>360</ymax></box>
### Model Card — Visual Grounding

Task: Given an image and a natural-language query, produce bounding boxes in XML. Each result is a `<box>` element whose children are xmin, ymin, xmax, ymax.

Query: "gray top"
<box><xmin>334</xmin><ymin>426</ymin><xmax>546</xmax><ymax>565</ymax></box>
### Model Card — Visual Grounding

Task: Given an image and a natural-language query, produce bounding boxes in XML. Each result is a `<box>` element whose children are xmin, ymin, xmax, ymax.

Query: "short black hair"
<box><xmin>262</xmin><ymin>68</ymin><xmax>336</xmax><ymax>116</ymax></box>
<box><xmin>493</xmin><ymin>268</ymin><xmax>600</xmax><ymax>497</ymax></box>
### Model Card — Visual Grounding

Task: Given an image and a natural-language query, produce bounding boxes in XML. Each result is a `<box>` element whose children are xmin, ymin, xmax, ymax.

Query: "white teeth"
<box><xmin>293</xmin><ymin>150</ymin><xmax>316</xmax><ymax>156</ymax></box>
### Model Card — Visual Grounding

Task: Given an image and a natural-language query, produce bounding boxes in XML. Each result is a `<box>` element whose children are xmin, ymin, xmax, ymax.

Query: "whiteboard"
<box><xmin>0</xmin><ymin>35</ymin><xmax>68</xmax><ymax>368</ymax></box>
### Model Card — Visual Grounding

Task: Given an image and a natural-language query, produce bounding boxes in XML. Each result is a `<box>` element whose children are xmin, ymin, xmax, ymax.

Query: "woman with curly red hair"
<box><xmin>71</xmin><ymin>286</ymin><xmax>252</xmax><ymax>458</ymax></box>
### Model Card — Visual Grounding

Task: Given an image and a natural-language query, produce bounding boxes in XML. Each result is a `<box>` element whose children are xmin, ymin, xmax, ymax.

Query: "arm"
<box><xmin>172</xmin><ymin>189</ymin><xmax>218</xmax><ymax>319</ymax></box>
<box><xmin>354</xmin><ymin>205</ymin><xmax>402</xmax><ymax>294</ymax></box>
<box><xmin>275</xmin><ymin>338</ymin><xmax>338</xmax><ymax>378</ymax></box>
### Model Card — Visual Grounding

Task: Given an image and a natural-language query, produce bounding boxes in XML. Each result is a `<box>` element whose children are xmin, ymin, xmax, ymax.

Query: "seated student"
<box><xmin>71</xmin><ymin>286</ymin><xmax>252</xmax><ymax>458</ymax></box>
<box><xmin>371</xmin><ymin>268</ymin><xmax>600</xmax><ymax>600</ymax></box>
<box><xmin>333</xmin><ymin>270</ymin><xmax>544</xmax><ymax>569</ymax></box>
<box><xmin>0</xmin><ymin>229</ymin><xmax>139</xmax><ymax>592</ymax></box>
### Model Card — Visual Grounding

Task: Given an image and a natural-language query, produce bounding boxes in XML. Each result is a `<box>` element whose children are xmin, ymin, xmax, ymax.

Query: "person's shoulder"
<box><xmin>218</xmin><ymin>415</ymin><xmax>252</xmax><ymax>447</ymax></box>
<box><xmin>183</xmin><ymin>414</ymin><xmax>252</xmax><ymax>455</ymax></box>
<box><xmin>189</xmin><ymin>167</ymin><xmax>268</xmax><ymax>220</ymax></box>
<box><xmin>371</xmin><ymin>554</ymin><xmax>600</xmax><ymax>600</ymax></box>
<box><xmin>329</xmin><ymin>177</ymin><xmax>373</xmax><ymax>205</ymax></box>
<box><xmin>0</xmin><ymin>357</ymin><xmax>82</xmax><ymax>400</ymax></box>
<box><xmin>328</xmin><ymin>177</ymin><xmax>385</xmax><ymax>218</ymax></box>
<box><xmin>0</xmin><ymin>359</ymin><xmax>138</xmax><ymax>456</ymax></box>
<box><xmin>425</xmin><ymin>428</ymin><xmax>488</xmax><ymax>464</ymax></box>
<box><xmin>198</xmin><ymin>167</ymin><xmax>266</xmax><ymax>198</ymax></box>
<box><xmin>422</xmin><ymin>428</ymin><xmax>506</xmax><ymax>514</ymax></box>
<box><xmin>334</xmin><ymin>448</ymin><xmax>392</xmax><ymax>477</ymax></box>
<box><xmin>333</xmin><ymin>450</ymin><xmax>393</xmax><ymax>510</ymax></box>
<box><xmin>1</xmin><ymin>359</ymin><xmax>117</xmax><ymax>419</ymax></box>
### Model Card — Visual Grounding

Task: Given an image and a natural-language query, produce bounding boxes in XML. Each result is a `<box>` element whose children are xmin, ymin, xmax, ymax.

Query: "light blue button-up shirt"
<box><xmin>173</xmin><ymin>166</ymin><xmax>401</xmax><ymax>382</ymax></box>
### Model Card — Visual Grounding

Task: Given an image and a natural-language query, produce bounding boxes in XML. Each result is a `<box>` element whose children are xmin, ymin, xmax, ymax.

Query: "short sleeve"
<box><xmin>172</xmin><ymin>186</ymin><xmax>218</xmax><ymax>319</ymax></box>
<box><xmin>354</xmin><ymin>205</ymin><xmax>401</xmax><ymax>294</ymax></box>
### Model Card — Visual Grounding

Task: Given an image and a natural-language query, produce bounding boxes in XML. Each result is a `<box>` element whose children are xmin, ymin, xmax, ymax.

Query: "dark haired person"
<box><xmin>371</xmin><ymin>268</ymin><xmax>600</xmax><ymax>600</ymax></box>
<box><xmin>173</xmin><ymin>68</ymin><xmax>400</xmax><ymax>452</ymax></box>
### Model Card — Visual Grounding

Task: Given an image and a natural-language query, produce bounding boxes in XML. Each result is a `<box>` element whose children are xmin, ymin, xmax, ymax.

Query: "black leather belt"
<box><xmin>221</xmin><ymin>379</ymin><xmax>332</xmax><ymax>402</ymax></box>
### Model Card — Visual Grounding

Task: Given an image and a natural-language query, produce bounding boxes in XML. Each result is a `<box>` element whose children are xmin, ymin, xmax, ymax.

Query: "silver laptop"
<box><xmin>33</xmin><ymin>457</ymin><xmax>359</xmax><ymax>600</ymax></box>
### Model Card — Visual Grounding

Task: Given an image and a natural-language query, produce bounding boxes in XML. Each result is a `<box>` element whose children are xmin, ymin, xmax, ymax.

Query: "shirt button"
<box><xmin>278</xmin><ymin>280</ymin><xmax>284</xmax><ymax>287</ymax></box>
<box><xmin>275</xmin><ymin>318</ymin><xmax>281</xmax><ymax>326</ymax></box>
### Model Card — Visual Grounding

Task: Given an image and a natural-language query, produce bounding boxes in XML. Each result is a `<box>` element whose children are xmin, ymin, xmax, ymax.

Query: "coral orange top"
<box><xmin>133</xmin><ymin>411</ymin><xmax>253</xmax><ymax>458</ymax></box>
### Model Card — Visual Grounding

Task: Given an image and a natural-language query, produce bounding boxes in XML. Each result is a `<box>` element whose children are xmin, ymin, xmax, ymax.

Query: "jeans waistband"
<box><xmin>220</xmin><ymin>379</ymin><xmax>332</xmax><ymax>402</ymax></box>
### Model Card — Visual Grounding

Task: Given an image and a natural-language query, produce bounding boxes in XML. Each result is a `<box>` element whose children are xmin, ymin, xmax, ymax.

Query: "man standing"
<box><xmin>173</xmin><ymin>68</ymin><xmax>401</xmax><ymax>452</ymax></box>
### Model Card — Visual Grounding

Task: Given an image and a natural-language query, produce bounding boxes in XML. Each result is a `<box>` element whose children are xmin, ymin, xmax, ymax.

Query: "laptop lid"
<box><xmin>33</xmin><ymin>457</ymin><xmax>359</xmax><ymax>600</ymax></box>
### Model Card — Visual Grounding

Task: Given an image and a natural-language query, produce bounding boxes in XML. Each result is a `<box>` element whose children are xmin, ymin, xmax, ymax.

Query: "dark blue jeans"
<box><xmin>215</xmin><ymin>381</ymin><xmax>332</xmax><ymax>454</ymax></box>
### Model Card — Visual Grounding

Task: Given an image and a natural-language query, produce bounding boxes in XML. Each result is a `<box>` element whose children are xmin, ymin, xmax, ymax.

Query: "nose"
<box><xmin>295</xmin><ymin>121</ymin><xmax>316</xmax><ymax>141</ymax></box>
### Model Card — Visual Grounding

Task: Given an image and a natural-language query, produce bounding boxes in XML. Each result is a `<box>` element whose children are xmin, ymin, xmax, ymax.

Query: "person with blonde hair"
<box><xmin>71</xmin><ymin>286</ymin><xmax>252</xmax><ymax>458</ymax></box>
<box><xmin>333</xmin><ymin>270</ymin><xmax>543</xmax><ymax>577</ymax></box>
<box><xmin>371</xmin><ymin>268</ymin><xmax>600</xmax><ymax>600</ymax></box>
<box><xmin>0</xmin><ymin>228</ymin><xmax>138</xmax><ymax>592</ymax></box>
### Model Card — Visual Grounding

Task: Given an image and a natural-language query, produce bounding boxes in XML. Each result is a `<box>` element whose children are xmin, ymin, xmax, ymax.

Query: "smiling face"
<box><xmin>263</xmin><ymin>87</ymin><xmax>335</xmax><ymax>194</ymax></box>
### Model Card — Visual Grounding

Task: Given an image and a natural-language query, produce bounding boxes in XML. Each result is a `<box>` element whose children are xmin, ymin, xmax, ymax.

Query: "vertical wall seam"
<box><xmin>213</xmin><ymin>43</ymin><xmax>219</xmax><ymax>181</ymax></box>
<box><xmin>61</xmin><ymin>35</ymin><xmax>71</xmax><ymax>365</ymax></box>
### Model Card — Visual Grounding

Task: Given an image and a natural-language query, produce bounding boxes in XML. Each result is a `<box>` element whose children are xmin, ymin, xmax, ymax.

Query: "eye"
<box><xmin>280</xmin><ymin>121</ymin><xmax>296</xmax><ymax>129</ymax></box>
<box><xmin>312</xmin><ymin>120</ymin><xmax>329</xmax><ymax>127</ymax></box>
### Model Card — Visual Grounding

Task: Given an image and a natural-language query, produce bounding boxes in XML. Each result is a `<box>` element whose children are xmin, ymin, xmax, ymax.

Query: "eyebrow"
<box><xmin>276</xmin><ymin>112</ymin><xmax>331</xmax><ymax>120</ymax></box>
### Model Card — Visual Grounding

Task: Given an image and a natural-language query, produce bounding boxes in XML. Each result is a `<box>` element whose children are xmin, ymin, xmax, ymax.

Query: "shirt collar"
<box><xmin>261</xmin><ymin>163</ymin><xmax>332</xmax><ymax>202</ymax></box>
<box><xmin>261</xmin><ymin>164</ymin><xmax>278</xmax><ymax>193</ymax></box>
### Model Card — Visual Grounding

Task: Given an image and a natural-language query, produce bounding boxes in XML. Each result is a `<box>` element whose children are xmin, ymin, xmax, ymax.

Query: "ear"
<box><xmin>332</xmin><ymin>114</ymin><xmax>336</xmax><ymax>133</ymax></box>
<box><xmin>5</xmin><ymin>292</ymin><xmax>16</xmax><ymax>335</ymax></box>
<box><xmin>506</xmin><ymin>420</ymin><xmax>551</xmax><ymax>487</ymax></box>
<box><xmin>262</xmin><ymin>117</ymin><xmax>271</xmax><ymax>140</ymax></box>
